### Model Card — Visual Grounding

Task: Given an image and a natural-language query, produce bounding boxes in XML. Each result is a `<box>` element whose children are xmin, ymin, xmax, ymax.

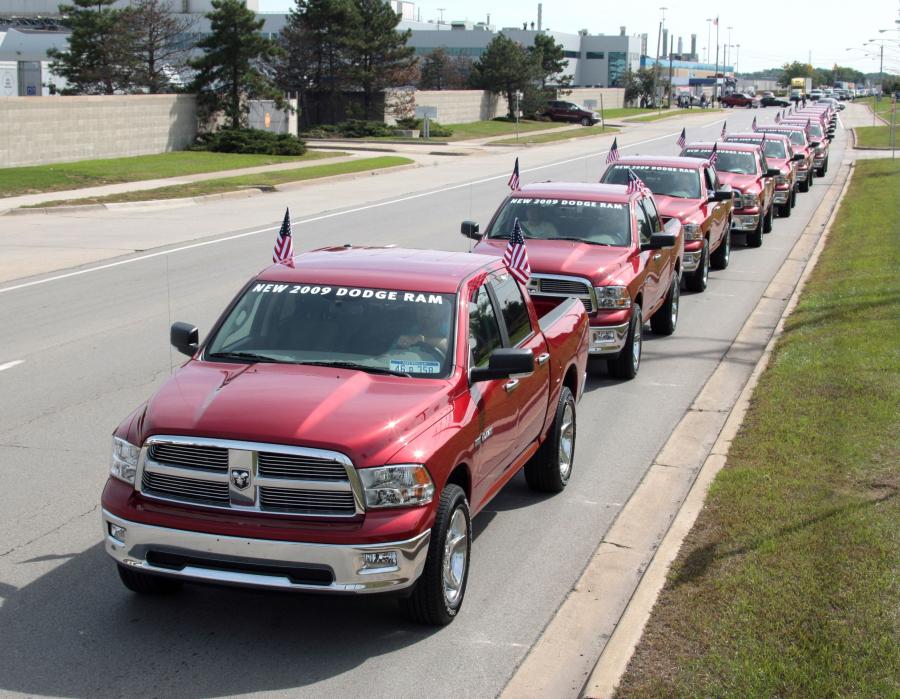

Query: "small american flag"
<box><xmin>805</xmin><ymin>118</ymin><xmax>811</xmax><ymax>135</ymax></box>
<box><xmin>721</xmin><ymin>121</ymin><xmax>727</xmax><ymax>138</ymax></box>
<box><xmin>503</xmin><ymin>218</ymin><xmax>531</xmax><ymax>284</ymax></box>
<box><xmin>775</xmin><ymin>111</ymin><xmax>782</xmax><ymax>124</ymax></box>
<box><xmin>508</xmin><ymin>157</ymin><xmax>521</xmax><ymax>191</ymax></box>
<box><xmin>606</xmin><ymin>137</ymin><xmax>620</xmax><ymax>164</ymax></box>
<box><xmin>626</xmin><ymin>168</ymin><xmax>650</xmax><ymax>196</ymax></box>
<box><xmin>751</xmin><ymin>116</ymin><xmax>757</xmax><ymax>131</ymax></box>
<box><xmin>273</xmin><ymin>207</ymin><xmax>294</xmax><ymax>264</ymax></box>
<box><xmin>708</xmin><ymin>142</ymin><xmax>719</xmax><ymax>167</ymax></box>
<box><xmin>676</xmin><ymin>128</ymin><xmax>686</xmax><ymax>149</ymax></box>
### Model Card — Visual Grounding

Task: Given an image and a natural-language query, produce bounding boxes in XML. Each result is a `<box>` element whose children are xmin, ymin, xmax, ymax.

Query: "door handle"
<box><xmin>504</xmin><ymin>379</ymin><xmax>520</xmax><ymax>393</ymax></box>
<box><xmin>652</xmin><ymin>253</ymin><xmax>662</xmax><ymax>261</ymax></box>
<box><xmin>537</xmin><ymin>352</ymin><xmax>550</xmax><ymax>366</ymax></box>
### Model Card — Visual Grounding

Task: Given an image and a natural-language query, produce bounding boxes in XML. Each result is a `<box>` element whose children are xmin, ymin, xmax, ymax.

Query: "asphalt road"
<box><xmin>0</xmin><ymin>107</ymin><xmax>848</xmax><ymax>698</ymax></box>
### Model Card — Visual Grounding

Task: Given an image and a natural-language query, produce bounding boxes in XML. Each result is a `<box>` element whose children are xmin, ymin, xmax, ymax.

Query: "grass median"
<box><xmin>0</xmin><ymin>150</ymin><xmax>341</xmax><ymax>199</ymax></box>
<box><xmin>855</xmin><ymin>97</ymin><xmax>897</xmax><ymax>149</ymax></box>
<box><xmin>624</xmin><ymin>108</ymin><xmax>723</xmax><ymax>123</ymax></box>
<box><xmin>24</xmin><ymin>156</ymin><xmax>414</xmax><ymax>208</ymax></box>
<box><xmin>615</xmin><ymin>158</ymin><xmax>900</xmax><ymax>698</ymax></box>
<box><xmin>493</xmin><ymin>125</ymin><xmax>618</xmax><ymax>145</ymax></box>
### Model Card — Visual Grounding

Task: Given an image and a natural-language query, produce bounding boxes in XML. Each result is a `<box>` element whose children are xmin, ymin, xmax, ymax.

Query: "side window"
<box><xmin>704</xmin><ymin>167</ymin><xmax>717</xmax><ymax>192</ymax></box>
<box><xmin>490</xmin><ymin>273</ymin><xmax>533</xmax><ymax>346</ymax></box>
<box><xmin>634</xmin><ymin>202</ymin><xmax>652</xmax><ymax>245</ymax></box>
<box><xmin>468</xmin><ymin>285</ymin><xmax>502</xmax><ymax>368</ymax></box>
<box><xmin>641</xmin><ymin>197</ymin><xmax>663</xmax><ymax>232</ymax></box>
<box><xmin>759</xmin><ymin>153</ymin><xmax>769</xmax><ymax>174</ymax></box>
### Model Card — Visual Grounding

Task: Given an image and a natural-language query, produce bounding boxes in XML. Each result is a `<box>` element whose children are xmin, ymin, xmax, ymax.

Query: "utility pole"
<box><xmin>668</xmin><ymin>35</ymin><xmax>674</xmax><ymax>108</ymax></box>
<box><xmin>653</xmin><ymin>7</ymin><xmax>667</xmax><ymax>109</ymax></box>
<box><xmin>706</xmin><ymin>18</ymin><xmax>712</xmax><ymax>64</ymax></box>
<box><xmin>713</xmin><ymin>19</ymin><xmax>720</xmax><ymax>105</ymax></box>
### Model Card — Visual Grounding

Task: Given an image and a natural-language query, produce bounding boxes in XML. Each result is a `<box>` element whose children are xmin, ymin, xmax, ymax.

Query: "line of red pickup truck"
<box><xmin>101</xmin><ymin>103</ymin><xmax>838</xmax><ymax>625</ymax></box>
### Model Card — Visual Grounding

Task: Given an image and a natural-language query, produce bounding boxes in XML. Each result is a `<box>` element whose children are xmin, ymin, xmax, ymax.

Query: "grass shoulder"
<box><xmin>854</xmin><ymin>125</ymin><xmax>895</xmax><ymax>148</ymax></box>
<box><xmin>624</xmin><ymin>108</ymin><xmax>723</xmax><ymax>123</ymax></box>
<box><xmin>492</xmin><ymin>125</ymin><xmax>619</xmax><ymax>145</ymax></box>
<box><xmin>615</xmin><ymin>158</ymin><xmax>900</xmax><ymax>698</ymax></box>
<box><xmin>23</xmin><ymin>157</ymin><xmax>414</xmax><ymax>208</ymax></box>
<box><xmin>0</xmin><ymin>150</ymin><xmax>339</xmax><ymax>199</ymax></box>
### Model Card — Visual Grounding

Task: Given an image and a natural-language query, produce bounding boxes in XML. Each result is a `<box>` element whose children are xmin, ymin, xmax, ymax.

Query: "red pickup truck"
<box><xmin>755</xmin><ymin>125</ymin><xmax>816</xmax><ymax>192</ymax></box>
<box><xmin>465</xmin><ymin>183</ymin><xmax>683</xmax><ymax>380</ymax></box>
<box><xmin>681</xmin><ymin>141</ymin><xmax>778</xmax><ymax>248</ymax></box>
<box><xmin>101</xmin><ymin>247</ymin><xmax>589</xmax><ymax>625</ymax></box>
<box><xmin>719</xmin><ymin>92</ymin><xmax>761</xmax><ymax>108</ymax></box>
<box><xmin>780</xmin><ymin>118</ymin><xmax>830</xmax><ymax>175</ymax></box>
<box><xmin>724</xmin><ymin>132</ymin><xmax>802</xmax><ymax>217</ymax></box>
<box><xmin>599</xmin><ymin>156</ymin><xmax>734</xmax><ymax>293</ymax></box>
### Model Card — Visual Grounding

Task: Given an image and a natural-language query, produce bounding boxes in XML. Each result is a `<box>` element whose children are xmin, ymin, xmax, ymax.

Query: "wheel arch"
<box><xmin>445</xmin><ymin>463</ymin><xmax>472</xmax><ymax>503</ymax></box>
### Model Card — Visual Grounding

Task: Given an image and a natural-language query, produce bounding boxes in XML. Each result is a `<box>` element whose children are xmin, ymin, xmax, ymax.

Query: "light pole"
<box><xmin>706</xmin><ymin>18</ymin><xmax>712</xmax><ymax>64</ymax></box>
<box><xmin>736</xmin><ymin>43</ymin><xmax>740</xmax><ymax>75</ymax></box>
<box><xmin>726</xmin><ymin>26</ymin><xmax>733</xmax><ymax>68</ymax></box>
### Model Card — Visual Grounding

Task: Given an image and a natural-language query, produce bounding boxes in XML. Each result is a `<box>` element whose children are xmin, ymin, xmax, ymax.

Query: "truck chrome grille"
<box><xmin>137</xmin><ymin>436</ymin><xmax>362</xmax><ymax>518</ymax></box>
<box><xmin>528</xmin><ymin>274</ymin><xmax>596</xmax><ymax>313</ymax></box>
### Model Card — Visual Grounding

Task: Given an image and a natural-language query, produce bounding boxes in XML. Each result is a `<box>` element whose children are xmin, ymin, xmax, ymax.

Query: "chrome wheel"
<box><xmin>632</xmin><ymin>308</ymin><xmax>643</xmax><ymax>373</ymax></box>
<box><xmin>670</xmin><ymin>282</ymin><xmax>680</xmax><ymax>327</ymax></box>
<box><xmin>558</xmin><ymin>401</ymin><xmax>575</xmax><ymax>481</ymax></box>
<box><xmin>442</xmin><ymin>508</ymin><xmax>468</xmax><ymax>607</ymax></box>
<box><xmin>723</xmin><ymin>231</ymin><xmax>730</xmax><ymax>264</ymax></box>
<box><xmin>701</xmin><ymin>245</ymin><xmax>709</xmax><ymax>286</ymax></box>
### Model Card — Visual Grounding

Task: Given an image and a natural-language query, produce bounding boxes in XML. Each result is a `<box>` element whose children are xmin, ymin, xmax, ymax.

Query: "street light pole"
<box><xmin>706</xmin><ymin>18</ymin><xmax>712</xmax><ymax>64</ymax></box>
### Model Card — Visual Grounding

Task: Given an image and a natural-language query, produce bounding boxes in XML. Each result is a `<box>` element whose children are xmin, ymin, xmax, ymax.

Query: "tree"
<box><xmin>277</xmin><ymin>0</ymin><xmax>355</xmax><ymax>125</ymax></box>
<box><xmin>343</xmin><ymin>0</ymin><xmax>415</xmax><ymax>120</ymax></box>
<box><xmin>190</xmin><ymin>0</ymin><xmax>283</xmax><ymax>129</ymax></box>
<box><xmin>126</xmin><ymin>0</ymin><xmax>197</xmax><ymax>93</ymax></box>
<box><xmin>529</xmin><ymin>33</ymin><xmax>570</xmax><ymax>89</ymax></box>
<box><xmin>778</xmin><ymin>61</ymin><xmax>813</xmax><ymax>88</ymax></box>
<box><xmin>48</xmin><ymin>0</ymin><xmax>136</xmax><ymax>95</ymax></box>
<box><xmin>470</xmin><ymin>34</ymin><xmax>536</xmax><ymax>119</ymax></box>
<box><xmin>419</xmin><ymin>47</ymin><xmax>451</xmax><ymax>90</ymax></box>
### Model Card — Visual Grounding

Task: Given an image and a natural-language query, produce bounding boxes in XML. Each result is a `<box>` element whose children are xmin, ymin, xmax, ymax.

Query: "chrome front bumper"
<box><xmin>731</xmin><ymin>214</ymin><xmax>760</xmax><ymax>231</ymax></box>
<box><xmin>796</xmin><ymin>168</ymin><xmax>810</xmax><ymax>182</ymax></box>
<box><xmin>774</xmin><ymin>190</ymin><xmax>790</xmax><ymax>204</ymax></box>
<box><xmin>588</xmin><ymin>321</ymin><xmax>630</xmax><ymax>355</ymax></box>
<box><xmin>102</xmin><ymin>509</ymin><xmax>430</xmax><ymax>594</ymax></box>
<box><xmin>682</xmin><ymin>249</ymin><xmax>702</xmax><ymax>272</ymax></box>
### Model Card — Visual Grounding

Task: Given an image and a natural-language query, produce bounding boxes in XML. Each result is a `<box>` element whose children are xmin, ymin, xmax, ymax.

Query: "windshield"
<box><xmin>684</xmin><ymin>149</ymin><xmax>757</xmax><ymax>175</ymax></box>
<box><xmin>761</xmin><ymin>129</ymin><xmax>806</xmax><ymax>146</ymax></box>
<box><xmin>486</xmin><ymin>196</ymin><xmax>632</xmax><ymax>246</ymax></box>
<box><xmin>726</xmin><ymin>138</ymin><xmax>787</xmax><ymax>159</ymax></box>
<box><xmin>602</xmin><ymin>165</ymin><xmax>701</xmax><ymax>199</ymax></box>
<box><xmin>205</xmin><ymin>282</ymin><xmax>456</xmax><ymax>378</ymax></box>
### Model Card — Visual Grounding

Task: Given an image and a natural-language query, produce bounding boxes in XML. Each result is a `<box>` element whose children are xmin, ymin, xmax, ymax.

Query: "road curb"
<box><xmin>499</xmin><ymin>159</ymin><xmax>855</xmax><ymax>699</ymax></box>
<box><xmin>2</xmin><ymin>163</ymin><xmax>419</xmax><ymax>216</ymax></box>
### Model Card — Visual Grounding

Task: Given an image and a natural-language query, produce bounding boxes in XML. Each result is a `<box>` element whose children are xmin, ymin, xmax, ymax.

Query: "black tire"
<box><xmin>710</xmin><ymin>227</ymin><xmax>730</xmax><ymax>270</ymax></box>
<box><xmin>808</xmin><ymin>168</ymin><xmax>814</xmax><ymax>188</ymax></box>
<box><xmin>650</xmin><ymin>275</ymin><xmax>679</xmax><ymax>335</ymax></box>
<box><xmin>790</xmin><ymin>187</ymin><xmax>797</xmax><ymax>208</ymax></box>
<box><xmin>747</xmin><ymin>214</ymin><xmax>763</xmax><ymax>248</ymax></box>
<box><xmin>778</xmin><ymin>199</ymin><xmax>792</xmax><ymax>218</ymax></box>
<box><xmin>117</xmin><ymin>564</ymin><xmax>183</xmax><ymax>594</ymax></box>
<box><xmin>799</xmin><ymin>174</ymin><xmax>810</xmax><ymax>193</ymax></box>
<box><xmin>763</xmin><ymin>204</ymin><xmax>774</xmax><ymax>233</ymax></box>
<box><xmin>580</xmin><ymin>116</ymin><xmax>591</xmax><ymax>126</ymax></box>
<box><xmin>525</xmin><ymin>386</ymin><xmax>576</xmax><ymax>493</ymax></box>
<box><xmin>685</xmin><ymin>240</ymin><xmax>709</xmax><ymax>292</ymax></box>
<box><xmin>607</xmin><ymin>305</ymin><xmax>642</xmax><ymax>380</ymax></box>
<box><xmin>399</xmin><ymin>484</ymin><xmax>471</xmax><ymax>626</ymax></box>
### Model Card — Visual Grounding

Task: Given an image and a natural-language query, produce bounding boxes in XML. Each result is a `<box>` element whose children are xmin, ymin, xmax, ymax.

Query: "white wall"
<box><xmin>385</xmin><ymin>89</ymin><xmax>509</xmax><ymax>125</ymax></box>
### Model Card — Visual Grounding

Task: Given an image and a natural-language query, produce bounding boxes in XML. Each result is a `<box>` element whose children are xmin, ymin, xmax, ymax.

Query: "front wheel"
<box><xmin>778</xmin><ymin>198</ymin><xmax>792</xmax><ymax>218</ymax></box>
<box><xmin>763</xmin><ymin>204</ymin><xmax>774</xmax><ymax>233</ymax></box>
<box><xmin>710</xmin><ymin>228</ymin><xmax>731</xmax><ymax>270</ymax></box>
<box><xmin>650</xmin><ymin>275</ymin><xmax>679</xmax><ymax>335</ymax></box>
<box><xmin>400</xmin><ymin>484</ymin><xmax>471</xmax><ymax>626</ymax></box>
<box><xmin>747</xmin><ymin>214</ymin><xmax>763</xmax><ymax>248</ymax></box>
<box><xmin>685</xmin><ymin>240</ymin><xmax>709</xmax><ymax>292</ymax></box>
<box><xmin>580</xmin><ymin>116</ymin><xmax>591</xmax><ymax>126</ymax></box>
<box><xmin>608</xmin><ymin>305</ymin><xmax>642</xmax><ymax>380</ymax></box>
<box><xmin>799</xmin><ymin>174</ymin><xmax>810</xmax><ymax>193</ymax></box>
<box><xmin>525</xmin><ymin>386</ymin><xmax>576</xmax><ymax>493</ymax></box>
<box><xmin>790</xmin><ymin>187</ymin><xmax>797</xmax><ymax>208</ymax></box>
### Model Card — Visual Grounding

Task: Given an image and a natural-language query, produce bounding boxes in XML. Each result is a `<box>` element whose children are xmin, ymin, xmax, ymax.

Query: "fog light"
<box><xmin>360</xmin><ymin>551</ymin><xmax>398</xmax><ymax>572</ymax></box>
<box><xmin>108</xmin><ymin>523</ymin><xmax>126</xmax><ymax>542</ymax></box>
<box><xmin>592</xmin><ymin>329</ymin><xmax>617</xmax><ymax>346</ymax></box>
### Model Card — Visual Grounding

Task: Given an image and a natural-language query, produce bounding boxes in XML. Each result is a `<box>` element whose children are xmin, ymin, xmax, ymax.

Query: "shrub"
<box><xmin>335</xmin><ymin>120</ymin><xmax>395</xmax><ymax>138</ymax></box>
<box><xmin>394</xmin><ymin>117</ymin><xmax>453</xmax><ymax>137</ymax></box>
<box><xmin>192</xmin><ymin>128</ymin><xmax>306</xmax><ymax>156</ymax></box>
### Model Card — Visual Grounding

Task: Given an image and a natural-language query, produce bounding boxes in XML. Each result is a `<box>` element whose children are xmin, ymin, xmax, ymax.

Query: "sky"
<box><xmin>258</xmin><ymin>0</ymin><xmax>900</xmax><ymax>75</ymax></box>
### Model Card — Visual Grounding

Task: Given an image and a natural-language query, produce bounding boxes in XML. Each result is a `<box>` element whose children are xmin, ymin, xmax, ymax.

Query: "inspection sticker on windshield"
<box><xmin>390</xmin><ymin>360</ymin><xmax>441</xmax><ymax>374</ymax></box>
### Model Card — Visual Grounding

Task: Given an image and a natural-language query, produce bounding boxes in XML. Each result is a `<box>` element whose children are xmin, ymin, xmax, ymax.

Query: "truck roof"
<box><xmin>607</xmin><ymin>155</ymin><xmax>707</xmax><ymax>170</ymax></box>
<box><xmin>726</xmin><ymin>132</ymin><xmax>791</xmax><ymax>143</ymax></box>
<box><xmin>257</xmin><ymin>246</ymin><xmax>499</xmax><ymax>293</ymax></box>
<box><xmin>516</xmin><ymin>182</ymin><xmax>632</xmax><ymax>203</ymax></box>
<box><xmin>683</xmin><ymin>141</ymin><xmax>760</xmax><ymax>153</ymax></box>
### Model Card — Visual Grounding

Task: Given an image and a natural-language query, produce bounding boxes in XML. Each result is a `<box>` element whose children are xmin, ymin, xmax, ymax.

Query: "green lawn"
<box><xmin>493</xmin><ymin>125</ymin><xmax>619</xmax><ymax>145</ymax></box>
<box><xmin>25</xmin><ymin>157</ymin><xmax>414</xmax><ymax>208</ymax></box>
<box><xmin>858</xmin><ymin>95</ymin><xmax>893</xmax><ymax>120</ymax></box>
<box><xmin>624</xmin><ymin>108</ymin><xmax>723</xmax><ymax>123</ymax></box>
<box><xmin>0</xmin><ymin>150</ymin><xmax>339</xmax><ymax>199</ymax></box>
<box><xmin>855</xmin><ymin>125</ymin><xmax>896</xmax><ymax>148</ymax></box>
<box><xmin>615</xmin><ymin>158</ymin><xmax>900</xmax><ymax>698</ymax></box>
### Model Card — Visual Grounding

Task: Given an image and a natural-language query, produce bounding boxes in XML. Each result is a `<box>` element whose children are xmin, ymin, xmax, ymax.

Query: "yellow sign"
<box><xmin>265</xmin><ymin>112</ymin><xmax>271</xmax><ymax>129</ymax></box>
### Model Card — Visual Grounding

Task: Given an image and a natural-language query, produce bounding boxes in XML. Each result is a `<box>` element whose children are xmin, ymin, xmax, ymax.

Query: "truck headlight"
<box><xmin>110</xmin><ymin>436</ymin><xmax>139</xmax><ymax>484</ymax></box>
<box><xmin>682</xmin><ymin>223</ymin><xmax>701</xmax><ymax>241</ymax></box>
<box><xmin>742</xmin><ymin>192</ymin><xmax>759</xmax><ymax>207</ymax></box>
<box><xmin>775</xmin><ymin>174</ymin><xmax>787</xmax><ymax>185</ymax></box>
<box><xmin>594</xmin><ymin>286</ymin><xmax>632</xmax><ymax>309</ymax></box>
<box><xmin>358</xmin><ymin>465</ymin><xmax>434</xmax><ymax>509</ymax></box>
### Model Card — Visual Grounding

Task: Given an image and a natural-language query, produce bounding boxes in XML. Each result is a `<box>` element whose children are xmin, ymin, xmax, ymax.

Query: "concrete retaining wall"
<box><xmin>565</xmin><ymin>88</ymin><xmax>626</xmax><ymax>110</ymax></box>
<box><xmin>385</xmin><ymin>89</ymin><xmax>509</xmax><ymax>125</ymax></box>
<box><xmin>0</xmin><ymin>94</ymin><xmax>197</xmax><ymax>168</ymax></box>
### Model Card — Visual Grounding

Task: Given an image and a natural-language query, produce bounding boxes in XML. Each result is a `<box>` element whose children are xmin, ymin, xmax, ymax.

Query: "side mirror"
<box><xmin>641</xmin><ymin>232</ymin><xmax>677</xmax><ymax>251</ymax></box>
<box><xmin>809</xmin><ymin>141</ymin><xmax>821</xmax><ymax>148</ymax></box>
<box><xmin>171</xmin><ymin>322</ymin><xmax>199</xmax><ymax>357</ymax></box>
<box><xmin>712</xmin><ymin>188</ymin><xmax>734</xmax><ymax>202</ymax></box>
<box><xmin>792</xmin><ymin>153</ymin><xmax>805</xmax><ymax>162</ymax></box>
<box><xmin>470</xmin><ymin>348</ymin><xmax>535</xmax><ymax>382</ymax></box>
<box><xmin>461</xmin><ymin>220</ymin><xmax>481</xmax><ymax>240</ymax></box>
<box><xmin>765</xmin><ymin>168</ymin><xmax>781</xmax><ymax>178</ymax></box>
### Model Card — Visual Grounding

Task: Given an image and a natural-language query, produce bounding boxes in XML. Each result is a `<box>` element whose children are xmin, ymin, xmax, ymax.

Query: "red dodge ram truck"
<box><xmin>465</xmin><ymin>183</ymin><xmax>682</xmax><ymax>380</ymax></box>
<box><xmin>599</xmin><ymin>156</ymin><xmax>734</xmax><ymax>293</ymax></box>
<box><xmin>725</xmin><ymin>132</ymin><xmax>802</xmax><ymax>217</ymax></box>
<box><xmin>102</xmin><ymin>247</ymin><xmax>589</xmax><ymax>625</ymax></box>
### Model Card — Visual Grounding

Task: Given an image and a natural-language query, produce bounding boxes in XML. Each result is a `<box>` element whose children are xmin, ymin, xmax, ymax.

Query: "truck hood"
<box><xmin>652</xmin><ymin>195</ymin><xmax>705</xmax><ymax>222</ymax></box>
<box><xmin>141</xmin><ymin>361</ymin><xmax>453</xmax><ymax>467</ymax></box>
<box><xmin>716</xmin><ymin>171</ymin><xmax>761</xmax><ymax>193</ymax></box>
<box><xmin>473</xmin><ymin>238</ymin><xmax>635</xmax><ymax>285</ymax></box>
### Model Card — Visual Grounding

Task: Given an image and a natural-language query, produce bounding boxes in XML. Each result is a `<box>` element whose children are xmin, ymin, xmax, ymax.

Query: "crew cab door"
<box><xmin>704</xmin><ymin>166</ymin><xmax>727</xmax><ymax>246</ymax></box>
<box><xmin>637</xmin><ymin>197</ymin><xmax>668</xmax><ymax>311</ymax></box>
<box><xmin>488</xmin><ymin>271</ymin><xmax>550</xmax><ymax>463</ymax></box>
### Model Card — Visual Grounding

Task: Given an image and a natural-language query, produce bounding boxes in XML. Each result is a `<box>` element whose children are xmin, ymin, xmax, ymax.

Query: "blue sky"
<box><xmin>258</xmin><ymin>0</ymin><xmax>899</xmax><ymax>75</ymax></box>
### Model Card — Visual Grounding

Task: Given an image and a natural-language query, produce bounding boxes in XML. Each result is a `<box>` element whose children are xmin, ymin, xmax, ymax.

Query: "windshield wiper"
<box><xmin>553</xmin><ymin>236</ymin><xmax>612</xmax><ymax>246</ymax></box>
<box><xmin>207</xmin><ymin>351</ymin><xmax>281</xmax><ymax>363</ymax></box>
<box><xmin>295</xmin><ymin>360</ymin><xmax>412</xmax><ymax>378</ymax></box>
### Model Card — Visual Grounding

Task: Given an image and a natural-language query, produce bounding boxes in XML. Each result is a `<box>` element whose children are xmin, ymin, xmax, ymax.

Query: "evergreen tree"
<box><xmin>126</xmin><ymin>0</ymin><xmax>197</xmax><ymax>93</ymax></box>
<box><xmin>470</xmin><ymin>34</ymin><xmax>535</xmax><ymax>119</ymax></box>
<box><xmin>48</xmin><ymin>0</ymin><xmax>136</xmax><ymax>95</ymax></box>
<box><xmin>529</xmin><ymin>33</ymin><xmax>570</xmax><ymax>89</ymax></box>
<box><xmin>190</xmin><ymin>0</ymin><xmax>283</xmax><ymax>129</ymax></box>
<box><xmin>343</xmin><ymin>0</ymin><xmax>415</xmax><ymax>120</ymax></box>
<box><xmin>419</xmin><ymin>47</ymin><xmax>451</xmax><ymax>90</ymax></box>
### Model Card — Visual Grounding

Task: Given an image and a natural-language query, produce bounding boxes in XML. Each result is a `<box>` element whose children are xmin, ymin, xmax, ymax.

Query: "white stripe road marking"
<box><xmin>0</xmin><ymin>360</ymin><xmax>24</xmax><ymax>373</ymax></box>
<box><xmin>0</xmin><ymin>130</ymin><xmax>684</xmax><ymax>297</ymax></box>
